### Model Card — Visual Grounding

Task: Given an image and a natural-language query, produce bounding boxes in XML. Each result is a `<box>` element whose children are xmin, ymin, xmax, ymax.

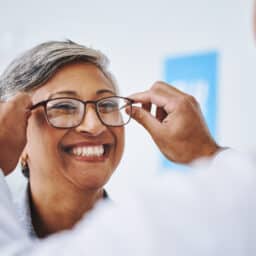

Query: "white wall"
<box><xmin>1</xmin><ymin>0</ymin><xmax>255</xmax><ymax>198</ymax></box>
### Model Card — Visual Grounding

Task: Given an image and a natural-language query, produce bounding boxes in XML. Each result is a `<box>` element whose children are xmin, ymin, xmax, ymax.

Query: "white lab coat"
<box><xmin>0</xmin><ymin>150</ymin><xmax>256</xmax><ymax>256</ymax></box>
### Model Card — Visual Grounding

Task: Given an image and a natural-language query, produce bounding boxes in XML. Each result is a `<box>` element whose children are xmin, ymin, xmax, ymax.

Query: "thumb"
<box><xmin>128</xmin><ymin>106</ymin><xmax>162</xmax><ymax>137</ymax></box>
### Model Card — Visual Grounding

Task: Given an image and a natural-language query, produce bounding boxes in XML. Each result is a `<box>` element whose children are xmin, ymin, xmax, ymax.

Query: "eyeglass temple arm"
<box><xmin>30</xmin><ymin>101</ymin><xmax>45</xmax><ymax>110</ymax></box>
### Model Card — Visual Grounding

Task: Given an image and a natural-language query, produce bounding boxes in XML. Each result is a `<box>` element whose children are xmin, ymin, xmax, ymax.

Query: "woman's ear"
<box><xmin>20</xmin><ymin>147</ymin><xmax>28</xmax><ymax>164</ymax></box>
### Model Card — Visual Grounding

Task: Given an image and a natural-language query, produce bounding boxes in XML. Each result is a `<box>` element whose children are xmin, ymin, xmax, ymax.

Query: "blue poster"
<box><xmin>161</xmin><ymin>51</ymin><xmax>218</xmax><ymax>171</ymax></box>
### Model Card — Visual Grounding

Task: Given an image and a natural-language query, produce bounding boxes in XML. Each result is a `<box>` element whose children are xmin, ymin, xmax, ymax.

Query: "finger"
<box><xmin>152</xmin><ymin>81</ymin><xmax>187</xmax><ymax>96</ymax></box>
<box><xmin>25</xmin><ymin>109</ymin><xmax>32</xmax><ymax>118</ymax></box>
<box><xmin>129</xmin><ymin>81</ymin><xmax>186</xmax><ymax>102</ymax></box>
<box><xmin>8</xmin><ymin>92</ymin><xmax>32</xmax><ymax>109</ymax></box>
<box><xmin>0</xmin><ymin>93</ymin><xmax>32</xmax><ymax>122</ymax></box>
<box><xmin>127</xmin><ymin>106</ymin><xmax>163</xmax><ymax>137</ymax></box>
<box><xmin>129</xmin><ymin>83</ymin><xmax>182</xmax><ymax>107</ymax></box>
<box><xmin>129</xmin><ymin>90</ymin><xmax>167</xmax><ymax>107</ymax></box>
<box><xmin>142</xmin><ymin>102</ymin><xmax>152</xmax><ymax>112</ymax></box>
<box><xmin>129</xmin><ymin>90</ymin><xmax>177</xmax><ymax>115</ymax></box>
<box><xmin>6</xmin><ymin>93</ymin><xmax>32</xmax><ymax>118</ymax></box>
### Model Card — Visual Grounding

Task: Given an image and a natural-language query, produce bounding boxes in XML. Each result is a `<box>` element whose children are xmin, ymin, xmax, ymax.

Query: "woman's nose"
<box><xmin>75</xmin><ymin>106</ymin><xmax>107</xmax><ymax>136</ymax></box>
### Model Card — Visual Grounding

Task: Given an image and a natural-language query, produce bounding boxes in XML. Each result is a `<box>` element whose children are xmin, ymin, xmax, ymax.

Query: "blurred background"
<box><xmin>1</xmin><ymin>0</ymin><xmax>255</xmax><ymax>200</ymax></box>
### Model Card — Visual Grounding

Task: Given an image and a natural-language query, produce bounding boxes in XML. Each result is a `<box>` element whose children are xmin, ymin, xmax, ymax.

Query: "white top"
<box><xmin>0</xmin><ymin>149</ymin><xmax>256</xmax><ymax>255</ymax></box>
<box><xmin>13</xmin><ymin>183</ymin><xmax>109</xmax><ymax>239</ymax></box>
<box><xmin>14</xmin><ymin>184</ymin><xmax>37</xmax><ymax>238</ymax></box>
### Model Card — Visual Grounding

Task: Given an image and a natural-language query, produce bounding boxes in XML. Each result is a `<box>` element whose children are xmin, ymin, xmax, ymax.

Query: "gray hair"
<box><xmin>0</xmin><ymin>40</ymin><xmax>118</xmax><ymax>99</ymax></box>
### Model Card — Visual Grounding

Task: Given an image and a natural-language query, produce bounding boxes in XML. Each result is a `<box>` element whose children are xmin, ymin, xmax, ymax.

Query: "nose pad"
<box><xmin>75</xmin><ymin>105</ymin><xmax>107</xmax><ymax>136</ymax></box>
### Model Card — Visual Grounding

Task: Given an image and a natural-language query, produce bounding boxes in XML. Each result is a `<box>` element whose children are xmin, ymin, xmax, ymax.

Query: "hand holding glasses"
<box><xmin>30</xmin><ymin>96</ymin><xmax>134</xmax><ymax>128</ymax></box>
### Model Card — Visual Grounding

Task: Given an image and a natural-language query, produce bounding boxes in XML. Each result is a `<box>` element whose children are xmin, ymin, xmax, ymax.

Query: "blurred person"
<box><xmin>0</xmin><ymin>40</ymin><xmax>133</xmax><ymax>238</ymax></box>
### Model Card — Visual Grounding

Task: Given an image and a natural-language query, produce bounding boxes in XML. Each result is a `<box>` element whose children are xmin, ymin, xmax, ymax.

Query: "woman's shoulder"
<box><xmin>13</xmin><ymin>182</ymin><xmax>37</xmax><ymax>239</ymax></box>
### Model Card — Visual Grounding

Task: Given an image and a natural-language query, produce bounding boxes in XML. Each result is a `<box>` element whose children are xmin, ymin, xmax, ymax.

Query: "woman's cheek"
<box><xmin>113</xmin><ymin>127</ymin><xmax>125</xmax><ymax>167</ymax></box>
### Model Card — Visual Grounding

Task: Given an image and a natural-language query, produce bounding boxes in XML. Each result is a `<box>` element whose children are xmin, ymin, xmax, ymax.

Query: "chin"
<box><xmin>70</xmin><ymin>172</ymin><xmax>111</xmax><ymax>191</ymax></box>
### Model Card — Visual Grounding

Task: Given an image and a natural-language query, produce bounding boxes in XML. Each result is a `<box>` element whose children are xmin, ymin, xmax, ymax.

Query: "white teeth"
<box><xmin>82</xmin><ymin>147</ymin><xmax>87</xmax><ymax>156</ymax></box>
<box><xmin>71</xmin><ymin>145</ymin><xmax>104</xmax><ymax>157</ymax></box>
<box><xmin>77</xmin><ymin>147</ymin><xmax>82</xmax><ymax>155</ymax></box>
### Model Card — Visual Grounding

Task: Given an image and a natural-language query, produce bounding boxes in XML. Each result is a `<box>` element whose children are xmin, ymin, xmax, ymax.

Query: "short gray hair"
<box><xmin>0</xmin><ymin>40</ymin><xmax>118</xmax><ymax>99</ymax></box>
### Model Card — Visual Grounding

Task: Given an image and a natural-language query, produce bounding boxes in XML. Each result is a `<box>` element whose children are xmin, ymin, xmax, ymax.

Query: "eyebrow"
<box><xmin>48</xmin><ymin>91</ymin><xmax>78</xmax><ymax>99</ymax></box>
<box><xmin>96</xmin><ymin>89</ymin><xmax>116</xmax><ymax>96</ymax></box>
<box><xmin>48</xmin><ymin>89</ymin><xmax>116</xmax><ymax>99</ymax></box>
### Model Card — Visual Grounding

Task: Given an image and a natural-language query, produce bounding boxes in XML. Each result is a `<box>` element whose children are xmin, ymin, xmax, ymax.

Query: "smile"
<box><xmin>72</xmin><ymin>145</ymin><xmax>104</xmax><ymax>157</ymax></box>
<box><xmin>62</xmin><ymin>143</ymin><xmax>111</xmax><ymax>162</ymax></box>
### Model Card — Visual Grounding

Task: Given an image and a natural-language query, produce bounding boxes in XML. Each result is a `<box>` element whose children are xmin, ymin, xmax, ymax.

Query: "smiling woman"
<box><xmin>0</xmin><ymin>40</ymin><xmax>132</xmax><ymax>238</ymax></box>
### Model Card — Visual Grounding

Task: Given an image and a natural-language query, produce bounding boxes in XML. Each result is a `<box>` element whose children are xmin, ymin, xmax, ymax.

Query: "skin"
<box><xmin>22</xmin><ymin>62</ymin><xmax>124</xmax><ymax>237</ymax></box>
<box><xmin>129</xmin><ymin>82</ymin><xmax>220</xmax><ymax>163</ymax></box>
<box><xmin>0</xmin><ymin>93</ymin><xmax>31</xmax><ymax>175</ymax></box>
<box><xmin>0</xmin><ymin>70</ymin><xmax>220</xmax><ymax>175</ymax></box>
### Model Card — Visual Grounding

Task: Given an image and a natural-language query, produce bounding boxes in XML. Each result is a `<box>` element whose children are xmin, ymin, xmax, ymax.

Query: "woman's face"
<box><xmin>26</xmin><ymin>62</ymin><xmax>125</xmax><ymax>191</ymax></box>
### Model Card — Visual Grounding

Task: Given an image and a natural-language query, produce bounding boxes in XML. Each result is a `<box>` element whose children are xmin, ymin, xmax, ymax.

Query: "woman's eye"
<box><xmin>99</xmin><ymin>101</ymin><xmax>119</xmax><ymax>112</ymax></box>
<box><xmin>49</xmin><ymin>103</ymin><xmax>77</xmax><ymax>111</ymax></box>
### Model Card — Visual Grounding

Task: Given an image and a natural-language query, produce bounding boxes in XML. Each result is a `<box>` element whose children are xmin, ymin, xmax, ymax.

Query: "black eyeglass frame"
<box><xmin>30</xmin><ymin>96</ymin><xmax>134</xmax><ymax>129</ymax></box>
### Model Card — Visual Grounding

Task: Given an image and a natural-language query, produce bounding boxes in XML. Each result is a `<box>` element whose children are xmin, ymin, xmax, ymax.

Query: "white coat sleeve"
<box><xmin>76</xmin><ymin>150</ymin><xmax>256</xmax><ymax>256</ymax></box>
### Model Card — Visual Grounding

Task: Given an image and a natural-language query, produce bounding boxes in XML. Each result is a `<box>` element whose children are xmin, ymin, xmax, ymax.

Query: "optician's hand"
<box><xmin>129</xmin><ymin>82</ymin><xmax>220</xmax><ymax>164</ymax></box>
<box><xmin>0</xmin><ymin>93</ymin><xmax>31</xmax><ymax>175</ymax></box>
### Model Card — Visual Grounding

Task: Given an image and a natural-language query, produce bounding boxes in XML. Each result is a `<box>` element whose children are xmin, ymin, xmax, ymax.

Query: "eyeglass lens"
<box><xmin>46</xmin><ymin>97</ymin><xmax>132</xmax><ymax>128</ymax></box>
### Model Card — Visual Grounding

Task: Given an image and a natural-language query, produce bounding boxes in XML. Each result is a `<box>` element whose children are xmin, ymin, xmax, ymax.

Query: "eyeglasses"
<box><xmin>30</xmin><ymin>96</ymin><xmax>134</xmax><ymax>128</ymax></box>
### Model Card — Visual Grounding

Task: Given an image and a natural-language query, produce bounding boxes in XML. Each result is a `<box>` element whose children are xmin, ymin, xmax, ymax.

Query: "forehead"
<box><xmin>32</xmin><ymin>62</ymin><xmax>115</xmax><ymax>103</ymax></box>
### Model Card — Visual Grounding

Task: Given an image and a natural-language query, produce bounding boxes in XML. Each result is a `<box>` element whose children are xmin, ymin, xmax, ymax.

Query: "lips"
<box><xmin>61</xmin><ymin>142</ymin><xmax>111</xmax><ymax>162</ymax></box>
